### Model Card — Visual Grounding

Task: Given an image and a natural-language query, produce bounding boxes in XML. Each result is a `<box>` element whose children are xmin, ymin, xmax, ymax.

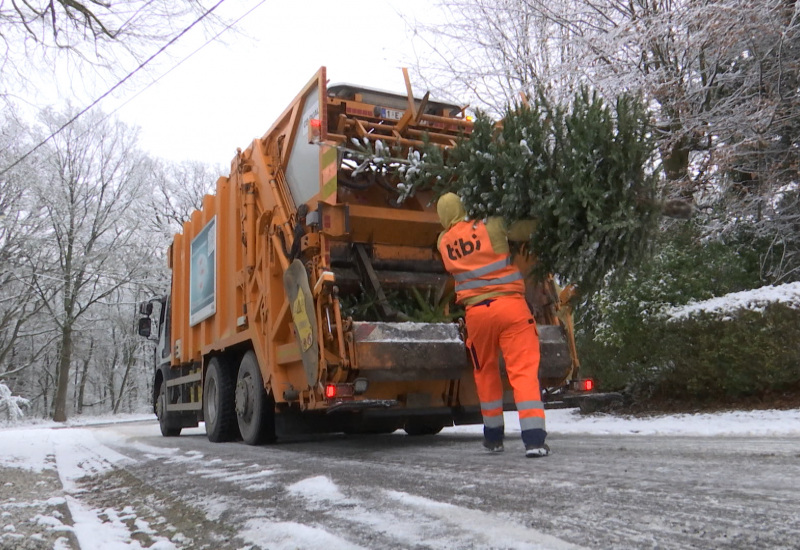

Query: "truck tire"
<box><xmin>204</xmin><ymin>357</ymin><xmax>238</xmax><ymax>442</ymax></box>
<box><xmin>156</xmin><ymin>381</ymin><xmax>181</xmax><ymax>437</ymax></box>
<box><xmin>235</xmin><ymin>351</ymin><xmax>276</xmax><ymax>445</ymax></box>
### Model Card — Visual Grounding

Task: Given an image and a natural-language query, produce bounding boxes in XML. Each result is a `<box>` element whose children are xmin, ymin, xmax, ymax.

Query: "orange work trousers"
<box><xmin>464</xmin><ymin>294</ymin><xmax>547</xmax><ymax>447</ymax></box>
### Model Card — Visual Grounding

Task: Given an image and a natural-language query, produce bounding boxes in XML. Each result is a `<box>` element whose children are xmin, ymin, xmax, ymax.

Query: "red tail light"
<box><xmin>325</xmin><ymin>383</ymin><xmax>356</xmax><ymax>401</ymax></box>
<box><xmin>309</xmin><ymin>119</ymin><xmax>323</xmax><ymax>143</ymax></box>
<box><xmin>571</xmin><ymin>378</ymin><xmax>595</xmax><ymax>392</ymax></box>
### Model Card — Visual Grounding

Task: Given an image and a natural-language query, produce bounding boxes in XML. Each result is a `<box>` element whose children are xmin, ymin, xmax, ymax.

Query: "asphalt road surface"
<box><xmin>66</xmin><ymin>421</ymin><xmax>800</xmax><ymax>550</ymax></box>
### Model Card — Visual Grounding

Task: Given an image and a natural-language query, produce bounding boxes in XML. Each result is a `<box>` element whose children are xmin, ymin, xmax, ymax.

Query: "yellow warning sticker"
<box><xmin>292</xmin><ymin>290</ymin><xmax>313</xmax><ymax>352</ymax></box>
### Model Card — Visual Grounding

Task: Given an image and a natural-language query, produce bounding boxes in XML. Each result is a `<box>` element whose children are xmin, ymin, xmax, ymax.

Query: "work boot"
<box><xmin>482</xmin><ymin>439</ymin><xmax>504</xmax><ymax>453</ymax></box>
<box><xmin>525</xmin><ymin>443</ymin><xmax>550</xmax><ymax>458</ymax></box>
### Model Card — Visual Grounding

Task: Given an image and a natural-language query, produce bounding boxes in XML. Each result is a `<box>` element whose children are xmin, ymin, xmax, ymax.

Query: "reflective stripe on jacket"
<box><xmin>438</xmin><ymin>219</ymin><xmax>525</xmax><ymax>303</ymax></box>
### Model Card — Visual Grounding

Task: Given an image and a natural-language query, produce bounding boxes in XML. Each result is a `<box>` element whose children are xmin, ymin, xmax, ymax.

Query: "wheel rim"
<box><xmin>236</xmin><ymin>373</ymin><xmax>254</xmax><ymax>424</ymax></box>
<box><xmin>157</xmin><ymin>386</ymin><xmax>166</xmax><ymax>421</ymax></box>
<box><xmin>206</xmin><ymin>377</ymin><xmax>218</xmax><ymax>424</ymax></box>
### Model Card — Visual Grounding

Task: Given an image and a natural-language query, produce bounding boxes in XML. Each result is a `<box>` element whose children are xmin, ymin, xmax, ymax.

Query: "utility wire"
<box><xmin>0</xmin><ymin>0</ymin><xmax>229</xmax><ymax>178</ymax></box>
<box><xmin>100</xmin><ymin>0</ymin><xmax>268</xmax><ymax>128</ymax></box>
<box><xmin>6</xmin><ymin>0</ymin><xmax>267</xmax><ymax>173</ymax></box>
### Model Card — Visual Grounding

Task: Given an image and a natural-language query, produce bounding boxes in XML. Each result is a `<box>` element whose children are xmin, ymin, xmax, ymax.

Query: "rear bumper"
<box><xmin>351</xmin><ymin>321</ymin><xmax>469</xmax><ymax>381</ymax></box>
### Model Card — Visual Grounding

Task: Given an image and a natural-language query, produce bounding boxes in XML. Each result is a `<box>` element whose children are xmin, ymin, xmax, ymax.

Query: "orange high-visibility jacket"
<box><xmin>436</xmin><ymin>193</ymin><xmax>533</xmax><ymax>305</ymax></box>
<box><xmin>438</xmin><ymin>219</ymin><xmax>525</xmax><ymax>304</ymax></box>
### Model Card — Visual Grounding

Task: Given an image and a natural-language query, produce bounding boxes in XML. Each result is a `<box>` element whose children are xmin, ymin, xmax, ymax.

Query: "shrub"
<box><xmin>575</xmin><ymin>218</ymin><xmax>771</xmax><ymax>402</ymax></box>
<box><xmin>651</xmin><ymin>304</ymin><xmax>800</xmax><ymax>401</ymax></box>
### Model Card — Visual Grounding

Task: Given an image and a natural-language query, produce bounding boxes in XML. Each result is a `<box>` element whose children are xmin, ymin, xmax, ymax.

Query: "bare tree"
<box><xmin>30</xmin><ymin>107</ymin><xmax>150</xmax><ymax>422</ymax></box>
<box><xmin>0</xmin><ymin>113</ymin><xmax>49</xmax><ymax>384</ymax></box>
<box><xmin>407</xmin><ymin>0</ymin><xmax>584</xmax><ymax>110</ymax></box>
<box><xmin>0</xmin><ymin>0</ymin><xmax>226</xmax><ymax>96</ymax></box>
<box><xmin>106</xmin><ymin>304</ymin><xmax>142</xmax><ymax>414</ymax></box>
<box><xmin>147</xmin><ymin>159</ymin><xmax>219</xmax><ymax>239</ymax></box>
<box><xmin>408</xmin><ymin>0</ymin><xmax>800</xmax><ymax>280</ymax></box>
<box><xmin>115</xmin><ymin>157</ymin><xmax>219</xmax><ymax>305</ymax></box>
<box><xmin>410</xmin><ymin>1</ymin><xmax>800</xmax><ymax>184</ymax></box>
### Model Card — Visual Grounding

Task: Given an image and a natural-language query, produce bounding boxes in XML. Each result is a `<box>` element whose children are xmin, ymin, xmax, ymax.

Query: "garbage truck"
<box><xmin>137</xmin><ymin>67</ymin><xmax>595</xmax><ymax>443</ymax></box>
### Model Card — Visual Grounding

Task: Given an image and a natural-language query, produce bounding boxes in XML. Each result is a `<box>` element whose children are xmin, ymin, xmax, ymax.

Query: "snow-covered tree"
<box><xmin>764</xmin><ymin>186</ymin><xmax>800</xmax><ymax>283</ymax></box>
<box><xmin>409</xmin><ymin>0</ymin><xmax>800</xmax><ymax>283</ymax></box>
<box><xmin>29</xmin><ymin>107</ymin><xmax>151</xmax><ymax>422</ymax></box>
<box><xmin>0</xmin><ymin>382</ymin><xmax>28</xmax><ymax>422</ymax></box>
<box><xmin>147</xmin><ymin>159</ymin><xmax>219</xmax><ymax>242</ymax></box>
<box><xmin>0</xmin><ymin>113</ymin><xmax>49</xmax><ymax>385</ymax></box>
<box><xmin>411</xmin><ymin>1</ymin><xmax>799</xmax><ymax>186</ymax></box>
<box><xmin>0</xmin><ymin>0</ymin><xmax>227</xmax><ymax>98</ymax></box>
<box><xmin>1</xmin><ymin>106</ymin><xmax>218</xmax><ymax>420</ymax></box>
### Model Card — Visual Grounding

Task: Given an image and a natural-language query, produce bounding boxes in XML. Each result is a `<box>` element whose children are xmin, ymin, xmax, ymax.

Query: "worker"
<box><xmin>436</xmin><ymin>192</ymin><xmax>548</xmax><ymax>458</ymax></box>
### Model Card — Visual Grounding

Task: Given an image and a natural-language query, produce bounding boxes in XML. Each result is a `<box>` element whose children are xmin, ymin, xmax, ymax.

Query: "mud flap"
<box><xmin>283</xmin><ymin>259</ymin><xmax>319</xmax><ymax>386</ymax></box>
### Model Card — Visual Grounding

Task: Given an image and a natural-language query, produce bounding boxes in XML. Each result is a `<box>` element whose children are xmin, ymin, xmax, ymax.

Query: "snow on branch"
<box><xmin>0</xmin><ymin>382</ymin><xmax>29</xmax><ymax>423</ymax></box>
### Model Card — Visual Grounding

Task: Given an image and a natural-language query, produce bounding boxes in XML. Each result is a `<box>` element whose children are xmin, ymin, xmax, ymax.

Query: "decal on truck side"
<box><xmin>189</xmin><ymin>216</ymin><xmax>216</xmax><ymax>326</ymax></box>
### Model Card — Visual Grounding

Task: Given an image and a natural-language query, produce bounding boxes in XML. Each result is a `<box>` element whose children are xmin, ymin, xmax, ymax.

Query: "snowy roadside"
<box><xmin>1</xmin><ymin>407</ymin><xmax>799</xmax><ymax>550</ymax></box>
<box><xmin>530</xmin><ymin>406</ymin><xmax>800</xmax><ymax>436</ymax></box>
<box><xmin>7</xmin><ymin>404</ymin><xmax>800</xmax><ymax>436</ymax></box>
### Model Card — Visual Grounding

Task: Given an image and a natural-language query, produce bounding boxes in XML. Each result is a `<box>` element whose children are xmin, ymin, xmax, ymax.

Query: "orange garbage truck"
<box><xmin>137</xmin><ymin>67</ymin><xmax>593</xmax><ymax>443</ymax></box>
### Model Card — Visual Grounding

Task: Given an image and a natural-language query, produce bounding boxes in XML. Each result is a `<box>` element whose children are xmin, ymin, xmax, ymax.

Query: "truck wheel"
<box><xmin>235</xmin><ymin>351</ymin><xmax>276</xmax><ymax>445</ymax></box>
<box><xmin>204</xmin><ymin>357</ymin><xmax>238</xmax><ymax>442</ymax></box>
<box><xmin>156</xmin><ymin>381</ymin><xmax>181</xmax><ymax>437</ymax></box>
<box><xmin>403</xmin><ymin>417</ymin><xmax>445</xmax><ymax>436</ymax></box>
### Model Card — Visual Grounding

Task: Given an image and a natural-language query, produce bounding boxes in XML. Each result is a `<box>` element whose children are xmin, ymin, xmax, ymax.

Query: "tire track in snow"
<box><xmin>277</xmin><ymin>474</ymin><xmax>585</xmax><ymax>550</ymax></box>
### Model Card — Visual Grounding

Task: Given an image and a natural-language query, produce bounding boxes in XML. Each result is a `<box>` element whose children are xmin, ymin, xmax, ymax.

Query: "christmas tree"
<box><xmin>345</xmin><ymin>87</ymin><xmax>660</xmax><ymax>296</ymax></box>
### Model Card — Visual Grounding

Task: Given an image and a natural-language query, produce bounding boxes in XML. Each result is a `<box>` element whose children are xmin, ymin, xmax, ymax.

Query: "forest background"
<box><xmin>2</xmin><ymin>0</ymin><xmax>800</xmax><ymax>422</ymax></box>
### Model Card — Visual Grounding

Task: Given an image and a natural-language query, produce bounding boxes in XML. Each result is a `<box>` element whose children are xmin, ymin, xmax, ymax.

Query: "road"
<box><xmin>60</xmin><ymin>420</ymin><xmax>800</xmax><ymax>550</ymax></box>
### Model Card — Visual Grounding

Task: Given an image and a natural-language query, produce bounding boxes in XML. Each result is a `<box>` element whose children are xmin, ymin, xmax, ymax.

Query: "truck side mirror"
<box><xmin>139</xmin><ymin>301</ymin><xmax>153</xmax><ymax>316</ymax></box>
<box><xmin>138</xmin><ymin>317</ymin><xmax>152</xmax><ymax>338</ymax></box>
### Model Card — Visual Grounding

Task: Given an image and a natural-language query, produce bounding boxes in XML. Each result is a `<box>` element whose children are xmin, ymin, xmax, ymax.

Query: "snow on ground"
<box><xmin>474</xmin><ymin>407</ymin><xmax>800</xmax><ymax>437</ymax></box>
<box><xmin>1</xmin><ymin>407</ymin><xmax>799</xmax><ymax>549</ymax></box>
<box><xmin>665</xmin><ymin>281</ymin><xmax>800</xmax><ymax>320</ymax></box>
<box><xmin>238</xmin><ymin>517</ymin><xmax>368</xmax><ymax>550</ymax></box>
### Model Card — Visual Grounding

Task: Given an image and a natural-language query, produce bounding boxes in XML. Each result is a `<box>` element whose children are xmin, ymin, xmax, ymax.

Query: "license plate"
<box><xmin>379</xmin><ymin>107</ymin><xmax>404</xmax><ymax>120</ymax></box>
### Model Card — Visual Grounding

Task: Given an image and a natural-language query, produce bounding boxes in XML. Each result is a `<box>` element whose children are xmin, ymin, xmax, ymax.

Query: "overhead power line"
<box><xmin>0</xmin><ymin>0</ymin><xmax>229</xmax><ymax>178</ymax></box>
<box><xmin>102</xmin><ymin>0</ymin><xmax>268</xmax><ymax>127</ymax></box>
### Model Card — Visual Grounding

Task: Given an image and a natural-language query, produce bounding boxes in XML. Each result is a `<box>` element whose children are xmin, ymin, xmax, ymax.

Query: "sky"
<box><xmin>2</xmin><ymin>408</ymin><xmax>800</xmax><ymax>550</ymax></box>
<box><xmin>103</xmin><ymin>0</ymin><xmax>439</xmax><ymax>165</ymax></box>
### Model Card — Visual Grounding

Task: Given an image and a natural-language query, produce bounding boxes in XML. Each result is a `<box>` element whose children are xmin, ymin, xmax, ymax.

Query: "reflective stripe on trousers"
<box><xmin>517</xmin><ymin>400</ymin><xmax>546</xmax><ymax>431</ymax></box>
<box><xmin>480</xmin><ymin>398</ymin><xmax>504</xmax><ymax>428</ymax></box>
